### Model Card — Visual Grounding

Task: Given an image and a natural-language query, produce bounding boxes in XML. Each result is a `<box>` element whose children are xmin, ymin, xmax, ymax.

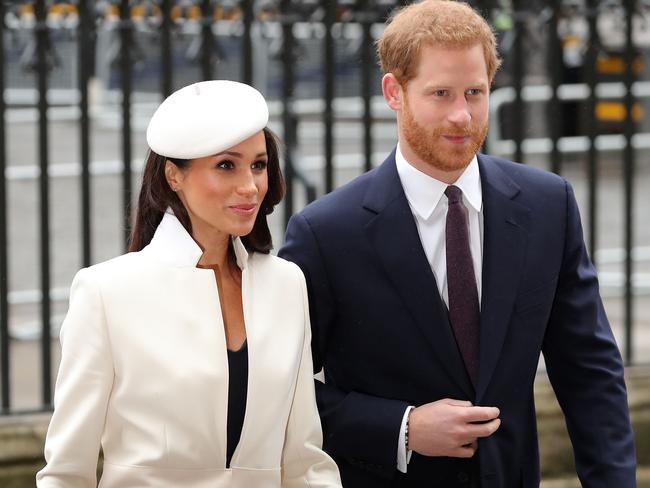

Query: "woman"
<box><xmin>36</xmin><ymin>80</ymin><xmax>342</xmax><ymax>488</ymax></box>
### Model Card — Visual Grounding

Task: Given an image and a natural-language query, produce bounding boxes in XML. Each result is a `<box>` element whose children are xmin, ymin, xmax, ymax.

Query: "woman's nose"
<box><xmin>236</xmin><ymin>172</ymin><xmax>258</xmax><ymax>196</ymax></box>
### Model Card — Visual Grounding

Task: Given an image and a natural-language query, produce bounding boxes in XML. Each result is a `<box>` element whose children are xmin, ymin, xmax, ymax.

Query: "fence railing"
<box><xmin>0</xmin><ymin>0</ymin><xmax>648</xmax><ymax>415</ymax></box>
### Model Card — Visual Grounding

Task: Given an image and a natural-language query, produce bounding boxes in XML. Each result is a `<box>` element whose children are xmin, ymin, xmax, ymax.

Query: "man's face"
<box><xmin>398</xmin><ymin>43</ymin><xmax>489</xmax><ymax>177</ymax></box>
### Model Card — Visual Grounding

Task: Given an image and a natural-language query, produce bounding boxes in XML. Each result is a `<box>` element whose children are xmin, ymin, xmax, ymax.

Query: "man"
<box><xmin>279</xmin><ymin>1</ymin><xmax>636</xmax><ymax>487</ymax></box>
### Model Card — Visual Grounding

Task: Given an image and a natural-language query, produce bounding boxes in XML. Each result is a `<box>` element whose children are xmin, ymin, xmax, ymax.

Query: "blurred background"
<box><xmin>0</xmin><ymin>0</ymin><xmax>648</xmax><ymax>486</ymax></box>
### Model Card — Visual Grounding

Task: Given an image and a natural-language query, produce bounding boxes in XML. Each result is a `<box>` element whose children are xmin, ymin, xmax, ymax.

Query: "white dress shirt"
<box><xmin>394</xmin><ymin>143</ymin><xmax>484</xmax><ymax>472</ymax></box>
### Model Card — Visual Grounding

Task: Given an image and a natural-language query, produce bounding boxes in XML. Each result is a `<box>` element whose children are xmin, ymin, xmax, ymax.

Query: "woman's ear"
<box><xmin>164</xmin><ymin>160</ymin><xmax>183</xmax><ymax>192</ymax></box>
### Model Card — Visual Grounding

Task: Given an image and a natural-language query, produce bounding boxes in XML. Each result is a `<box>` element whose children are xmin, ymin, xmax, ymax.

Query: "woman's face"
<box><xmin>167</xmin><ymin>131</ymin><xmax>269</xmax><ymax>242</ymax></box>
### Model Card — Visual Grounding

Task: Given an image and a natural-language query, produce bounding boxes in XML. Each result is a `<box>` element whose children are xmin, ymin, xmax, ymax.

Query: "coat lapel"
<box><xmin>476</xmin><ymin>155</ymin><xmax>530</xmax><ymax>402</ymax></box>
<box><xmin>363</xmin><ymin>153</ymin><xmax>474</xmax><ymax>399</ymax></box>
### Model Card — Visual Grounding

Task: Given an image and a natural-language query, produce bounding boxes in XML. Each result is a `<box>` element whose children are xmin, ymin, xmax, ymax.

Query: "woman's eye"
<box><xmin>252</xmin><ymin>160</ymin><xmax>268</xmax><ymax>170</ymax></box>
<box><xmin>216</xmin><ymin>160</ymin><xmax>235</xmax><ymax>169</ymax></box>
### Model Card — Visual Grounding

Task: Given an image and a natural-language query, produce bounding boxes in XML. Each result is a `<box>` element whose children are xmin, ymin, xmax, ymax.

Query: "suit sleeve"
<box><xmin>281</xmin><ymin>266</ymin><xmax>342</xmax><ymax>487</ymax></box>
<box><xmin>279</xmin><ymin>212</ymin><xmax>409</xmax><ymax>479</ymax></box>
<box><xmin>542</xmin><ymin>181</ymin><xmax>636</xmax><ymax>488</ymax></box>
<box><xmin>36</xmin><ymin>268</ymin><xmax>114</xmax><ymax>488</ymax></box>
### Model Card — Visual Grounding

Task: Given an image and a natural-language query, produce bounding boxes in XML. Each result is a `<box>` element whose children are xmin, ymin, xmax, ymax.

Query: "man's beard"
<box><xmin>402</xmin><ymin>98</ymin><xmax>488</xmax><ymax>173</ymax></box>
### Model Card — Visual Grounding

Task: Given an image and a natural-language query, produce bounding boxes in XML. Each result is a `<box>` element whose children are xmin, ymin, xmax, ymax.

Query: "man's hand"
<box><xmin>408</xmin><ymin>399</ymin><xmax>501</xmax><ymax>458</ymax></box>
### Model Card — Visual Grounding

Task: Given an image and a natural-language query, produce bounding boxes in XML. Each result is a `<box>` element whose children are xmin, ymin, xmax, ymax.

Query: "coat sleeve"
<box><xmin>279</xmin><ymin>213</ymin><xmax>409</xmax><ymax>479</ymax></box>
<box><xmin>36</xmin><ymin>268</ymin><xmax>114</xmax><ymax>488</ymax></box>
<box><xmin>280</xmin><ymin>266</ymin><xmax>342</xmax><ymax>488</ymax></box>
<box><xmin>542</xmin><ymin>180</ymin><xmax>636</xmax><ymax>487</ymax></box>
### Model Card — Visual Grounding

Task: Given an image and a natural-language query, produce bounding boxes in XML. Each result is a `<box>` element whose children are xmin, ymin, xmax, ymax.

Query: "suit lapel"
<box><xmin>363</xmin><ymin>153</ymin><xmax>474</xmax><ymax>399</ymax></box>
<box><xmin>476</xmin><ymin>155</ymin><xmax>530</xmax><ymax>402</ymax></box>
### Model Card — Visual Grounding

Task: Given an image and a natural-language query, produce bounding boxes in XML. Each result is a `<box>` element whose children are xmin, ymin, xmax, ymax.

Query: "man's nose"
<box><xmin>448</xmin><ymin>99</ymin><xmax>472</xmax><ymax>126</ymax></box>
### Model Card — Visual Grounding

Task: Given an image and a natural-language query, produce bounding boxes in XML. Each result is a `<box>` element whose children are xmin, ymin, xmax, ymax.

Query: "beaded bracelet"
<box><xmin>405</xmin><ymin>407</ymin><xmax>413</xmax><ymax>451</ymax></box>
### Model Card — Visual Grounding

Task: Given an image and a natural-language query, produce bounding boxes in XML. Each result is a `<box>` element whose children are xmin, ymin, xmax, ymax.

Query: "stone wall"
<box><xmin>1</xmin><ymin>368</ymin><xmax>649</xmax><ymax>486</ymax></box>
<box><xmin>534</xmin><ymin>366</ymin><xmax>650</xmax><ymax>486</ymax></box>
<box><xmin>0</xmin><ymin>413</ymin><xmax>48</xmax><ymax>488</ymax></box>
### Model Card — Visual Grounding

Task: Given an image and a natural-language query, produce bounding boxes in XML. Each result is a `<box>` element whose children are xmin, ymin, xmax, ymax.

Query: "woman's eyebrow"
<box><xmin>216</xmin><ymin>150</ymin><xmax>242</xmax><ymax>157</ymax></box>
<box><xmin>216</xmin><ymin>151</ymin><xmax>267</xmax><ymax>158</ymax></box>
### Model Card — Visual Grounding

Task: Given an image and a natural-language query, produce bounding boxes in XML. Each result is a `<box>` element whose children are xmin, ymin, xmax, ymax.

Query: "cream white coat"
<box><xmin>36</xmin><ymin>212</ymin><xmax>341</xmax><ymax>488</ymax></box>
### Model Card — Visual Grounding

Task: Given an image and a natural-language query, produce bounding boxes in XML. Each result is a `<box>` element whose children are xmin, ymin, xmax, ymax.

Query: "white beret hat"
<box><xmin>146</xmin><ymin>80</ymin><xmax>269</xmax><ymax>159</ymax></box>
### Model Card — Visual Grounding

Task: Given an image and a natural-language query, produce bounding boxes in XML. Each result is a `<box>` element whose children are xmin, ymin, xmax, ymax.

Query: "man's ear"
<box><xmin>382</xmin><ymin>73</ymin><xmax>404</xmax><ymax>111</ymax></box>
<box><xmin>164</xmin><ymin>160</ymin><xmax>183</xmax><ymax>192</ymax></box>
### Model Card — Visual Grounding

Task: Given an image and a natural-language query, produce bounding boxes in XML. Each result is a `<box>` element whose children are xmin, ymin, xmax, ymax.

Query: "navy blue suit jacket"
<box><xmin>278</xmin><ymin>152</ymin><xmax>636</xmax><ymax>487</ymax></box>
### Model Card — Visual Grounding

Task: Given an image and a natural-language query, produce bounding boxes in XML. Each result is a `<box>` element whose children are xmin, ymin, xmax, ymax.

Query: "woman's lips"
<box><xmin>229</xmin><ymin>204</ymin><xmax>258</xmax><ymax>216</ymax></box>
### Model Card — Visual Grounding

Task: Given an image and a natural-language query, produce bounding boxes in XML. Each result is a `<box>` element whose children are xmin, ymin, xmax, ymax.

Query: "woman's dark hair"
<box><xmin>128</xmin><ymin>127</ymin><xmax>285</xmax><ymax>254</ymax></box>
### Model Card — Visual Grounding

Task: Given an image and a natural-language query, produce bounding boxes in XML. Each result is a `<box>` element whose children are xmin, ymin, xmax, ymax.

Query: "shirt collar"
<box><xmin>454</xmin><ymin>154</ymin><xmax>482</xmax><ymax>214</ymax></box>
<box><xmin>145</xmin><ymin>209</ymin><xmax>249</xmax><ymax>269</ymax></box>
<box><xmin>395</xmin><ymin>143</ymin><xmax>482</xmax><ymax>219</ymax></box>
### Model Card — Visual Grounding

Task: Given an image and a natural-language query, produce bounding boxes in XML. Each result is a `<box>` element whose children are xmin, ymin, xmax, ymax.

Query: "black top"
<box><xmin>226</xmin><ymin>341</ymin><xmax>248</xmax><ymax>468</ymax></box>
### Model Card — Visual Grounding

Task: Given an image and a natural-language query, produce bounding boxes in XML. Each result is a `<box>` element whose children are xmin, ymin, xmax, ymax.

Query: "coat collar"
<box><xmin>363</xmin><ymin>151</ymin><xmax>475</xmax><ymax>398</ymax></box>
<box><xmin>145</xmin><ymin>210</ymin><xmax>250</xmax><ymax>269</ymax></box>
<box><xmin>475</xmin><ymin>154</ymin><xmax>529</xmax><ymax>401</ymax></box>
<box><xmin>363</xmin><ymin>151</ymin><xmax>531</xmax><ymax>401</ymax></box>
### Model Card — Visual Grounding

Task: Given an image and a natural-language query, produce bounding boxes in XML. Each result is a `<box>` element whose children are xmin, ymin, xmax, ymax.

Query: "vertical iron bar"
<box><xmin>281</xmin><ymin>1</ymin><xmax>296</xmax><ymax>227</ymax></box>
<box><xmin>120</xmin><ymin>0</ymin><xmax>133</xmax><ymax>248</ymax></box>
<box><xmin>585</xmin><ymin>0</ymin><xmax>599</xmax><ymax>263</ymax></box>
<box><xmin>323</xmin><ymin>0</ymin><xmax>336</xmax><ymax>193</ymax></box>
<box><xmin>360</xmin><ymin>3</ymin><xmax>374</xmax><ymax>172</ymax></box>
<box><xmin>0</xmin><ymin>0</ymin><xmax>10</xmax><ymax>412</ymax></box>
<box><xmin>160</xmin><ymin>0</ymin><xmax>173</xmax><ymax>97</ymax></box>
<box><xmin>487</xmin><ymin>0</ymin><xmax>499</xmax><ymax>15</ymax></box>
<box><xmin>547</xmin><ymin>0</ymin><xmax>561</xmax><ymax>175</ymax></box>
<box><xmin>201</xmin><ymin>0</ymin><xmax>213</xmax><ymax>80</ymax></box>
<box><xmin>35</xmin><ymin>0</ymin><xmax>52</xmax><ymax>408</ymax></box>
<box><xmin>241</xmin><ymin>0</ymin><xmax>254</xmax><ymax>84</ymax></box>
<box><xmin>511</xmin><ymin>0</ymin><xmax>524</xmax><ymax>163</ymax></box>
<box><xmin>79</xmin><ymin>0</ymin><xmax>92</xmax><ymax>267</ymax></box>
<box><xmin>479</xmin><ymin>0</ymin><xmax>491</xmax><ymax>155</ymax></box>
<box><xmin>622</xmin><ymin>0</ymin><xmax>635</xmax><ymax>364</ymax></box>
<box><xmin>473</xmin><ymin>0</ymin><xmax>491</xmax><ymax>19</ymax></box>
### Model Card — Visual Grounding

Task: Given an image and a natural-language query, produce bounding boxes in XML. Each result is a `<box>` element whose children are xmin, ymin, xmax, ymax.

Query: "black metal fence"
<box><xmin>0</xmin><ymin>0</ymin><xmax>648</xmax><ymax>415</ymax></box>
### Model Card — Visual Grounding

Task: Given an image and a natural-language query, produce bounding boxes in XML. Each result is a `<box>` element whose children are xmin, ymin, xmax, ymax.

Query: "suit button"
<box><xmin>457</xmin><ymin>471</ymin><xmax>469</xmax><ymax>483</ymax></box>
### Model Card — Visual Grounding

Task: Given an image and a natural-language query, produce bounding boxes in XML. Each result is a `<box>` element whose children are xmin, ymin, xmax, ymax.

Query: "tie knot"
<box><xmin>445</xmin><ymin>185</ymin><xmax>462</xmax><ymax>204</ymax></box>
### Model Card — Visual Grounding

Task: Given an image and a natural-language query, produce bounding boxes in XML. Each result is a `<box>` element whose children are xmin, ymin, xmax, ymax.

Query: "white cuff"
<box><xmin>397</xmin><ymin>406</ymin><xmax>414</xmax><ymax>473</ymax></box>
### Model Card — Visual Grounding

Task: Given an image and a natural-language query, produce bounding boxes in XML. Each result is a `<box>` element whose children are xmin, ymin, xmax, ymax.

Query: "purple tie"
<box><xmin>445</xmin><ymin>185</ymin><xmax>480</xmax><ymax>387</ymax></box>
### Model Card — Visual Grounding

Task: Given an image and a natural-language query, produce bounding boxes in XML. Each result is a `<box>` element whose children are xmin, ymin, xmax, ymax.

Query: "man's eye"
<box><xmin>467</xmin><ymin>88</ymin><xmax>482</xmax><ymax>96</ymax></box>
<box><xmin>433</xmin><ymin>90</ymin><xmax>448</xmax><ymax>97</ymax></box>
